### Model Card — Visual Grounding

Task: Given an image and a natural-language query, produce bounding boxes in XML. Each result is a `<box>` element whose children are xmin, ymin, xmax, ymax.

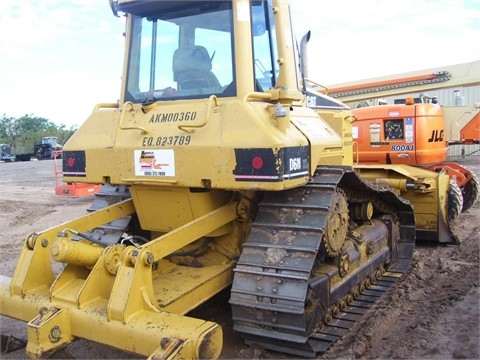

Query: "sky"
<box><xmin>1</xmin><ymin>0</ymin><xmax>479</xmax><ymax>128</ymax></box>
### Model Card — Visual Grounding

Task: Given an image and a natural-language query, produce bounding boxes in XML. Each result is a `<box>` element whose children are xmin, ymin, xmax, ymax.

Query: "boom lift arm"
<box><xmin>325</xmin><ymin>61</ymin><xmax>480</xmax><ymax>213</ymax></box>
<box><xmin>322</xmin><ymin>60</ymin><xmax>480</xmax><ymax>104</ymax></box>
<box><xmin>321</xmin><ymin>60</ymin><xmax>480</xmax><ymax>145</ymax></box>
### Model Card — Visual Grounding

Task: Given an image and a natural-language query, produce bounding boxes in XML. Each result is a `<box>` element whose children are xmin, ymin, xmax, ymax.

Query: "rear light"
<box><xmin>67</xmin><ymin>156</ymin><xmax>75</xmax><ymax>167</ymax></box>
<box><xmin>252</xmin><ymin>156</ymin><xmax>264</xmax><ymax>169</ymax></box>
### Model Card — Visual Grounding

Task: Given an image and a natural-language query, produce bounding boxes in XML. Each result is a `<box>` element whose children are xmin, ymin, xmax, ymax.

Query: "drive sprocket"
<box><xmin>323</xmin><ymin>188</ymin><xmax>349</xmax><ymax>257</ymax></box>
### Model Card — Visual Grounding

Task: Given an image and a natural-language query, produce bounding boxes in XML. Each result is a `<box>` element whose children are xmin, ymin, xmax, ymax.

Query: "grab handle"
<box><xmin>119</xmin><ymin>101</ymin><xmax>147</xmax><ymax>134</ymax></box>
<box><xmin>178</xmin><ymin>95</ymin><xmax>219</xmax><ymax>133</ymax></box>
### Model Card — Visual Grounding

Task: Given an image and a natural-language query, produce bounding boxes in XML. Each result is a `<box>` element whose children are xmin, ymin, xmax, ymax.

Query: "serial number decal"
<box><xmin>142</xmin><ymin>136</ymin><xmax>191</xmax><ymax>147</ymax></box>
<box><xmin>149</xmin><ymin>112</ymin><xmax>197</xmax><ymax>123</ymax></box>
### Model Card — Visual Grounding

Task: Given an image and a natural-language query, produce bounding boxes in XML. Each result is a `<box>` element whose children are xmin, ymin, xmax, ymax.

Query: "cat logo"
<box><xmin>306</xmin><ymin>96</ymin><xmax>317</xmax><ymax>108</ymax></box>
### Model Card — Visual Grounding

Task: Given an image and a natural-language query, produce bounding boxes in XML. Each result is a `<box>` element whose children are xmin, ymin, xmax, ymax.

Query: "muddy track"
<box><xmin>319</xmin><ymin>182</ymin><xmax>480</xmax><ymax>360</ymax></box>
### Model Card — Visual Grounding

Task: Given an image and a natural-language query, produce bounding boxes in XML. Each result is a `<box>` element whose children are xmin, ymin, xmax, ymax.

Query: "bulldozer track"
<box><xmin>230</xmin><ymin>166</ymin><xmax>415</xmax><ymax>357</ymax></box>
<box><xmin>235</xmin><ymin>270</ymin><xmax>405</xmax><ymax>357</ymax></box>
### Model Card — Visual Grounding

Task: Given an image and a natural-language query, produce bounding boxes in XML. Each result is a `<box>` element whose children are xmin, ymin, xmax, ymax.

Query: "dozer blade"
<box><xmin>354</xmin><ymin>164</ymin><xmax>459</xmax><ymax>244</ymax></box>
<box><xmin>0</xmin><ymin>281</ymin><xmax>222</xmax><ymax>359</ymax></box>
<box><xmin>0</xmin><ymin>198</ymin><xmax>239</xmax><ymax>359</ymax></box>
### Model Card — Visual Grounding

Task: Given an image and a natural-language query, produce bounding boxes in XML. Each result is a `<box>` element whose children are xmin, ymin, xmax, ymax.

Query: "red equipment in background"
<box><xmin>54</xmin><ymin>151</ymin><xmax>101</xmax><ymax>196</ymax></box>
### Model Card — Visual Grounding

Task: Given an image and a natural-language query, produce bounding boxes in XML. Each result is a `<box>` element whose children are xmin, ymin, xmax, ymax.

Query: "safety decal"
<box><xmin>406</xmin><ymin>117</ymin><xmax>414</xmax><ymax>143</ymax></box>
<box><xmin>369</xmin><ymin>123</ymin><xmax>381</xmax><ymax>147</ymax></box>
<box><xmin>352</xmin><ymin>126</ymin><xmax>359</xmax><ymax>139</ymax></box>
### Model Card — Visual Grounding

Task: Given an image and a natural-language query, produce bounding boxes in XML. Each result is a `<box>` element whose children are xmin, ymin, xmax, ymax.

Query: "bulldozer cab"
<box><xmin>62</xmin><ymin>0</ymin><xmax>345</xmax><ymax>192</ymax></box>
<box><xmin>120</xmin><ymin>0</ymin><xmax>279</xmax><ymax>104</ymax></box>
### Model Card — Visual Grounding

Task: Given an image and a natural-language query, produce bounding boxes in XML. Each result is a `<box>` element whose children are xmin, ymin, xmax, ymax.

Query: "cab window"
<box><xmin>384</xmin><ymin>120</ymin><xmax>404</xmax><ymax>140</ymax></box>
<box><xmin>125</xmin><ymin>1</ymin><xmax>235</xmax><ymax>103</ymax></box>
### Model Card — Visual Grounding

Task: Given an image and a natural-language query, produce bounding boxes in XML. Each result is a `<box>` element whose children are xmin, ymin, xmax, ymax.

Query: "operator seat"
<box><xmin>172</xmin><ymin>45</ymin><xmax>221</xmax><ymax>91</ymax></box>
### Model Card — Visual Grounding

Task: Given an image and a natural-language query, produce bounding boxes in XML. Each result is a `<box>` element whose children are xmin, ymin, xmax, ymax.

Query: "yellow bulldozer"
<box><xmin>0</xmin><ymin>1</ymin><xmax>460</xmax><ymax>358</ymax></box>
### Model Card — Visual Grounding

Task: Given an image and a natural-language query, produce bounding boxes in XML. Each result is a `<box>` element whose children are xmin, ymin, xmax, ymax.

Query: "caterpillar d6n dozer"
<box><xmin>0</xmin><ymin>1</ymin><xmax>457</xmax><ymax>358</ymax></box>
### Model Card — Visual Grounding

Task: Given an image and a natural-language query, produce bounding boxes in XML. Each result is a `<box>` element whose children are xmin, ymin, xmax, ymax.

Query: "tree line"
<box><xmin>0</xmin><ymin>114</ymin><xmax>77</xmax><ymax>154</ymax></box>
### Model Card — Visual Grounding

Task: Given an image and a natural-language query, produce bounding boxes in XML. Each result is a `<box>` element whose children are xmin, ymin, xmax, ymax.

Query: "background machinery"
<box><xmin>34</xmin><ymin>136</ymin><xmax>63</xmax><ymax>160</ymax></box>
<box><xmin>14</xmin><ymin>136</ymin><xmax>63</xmax><ymax>161</ymax></box>
<box><xmin>320</xmin><ymin>61</ymin><xmax>480</xmax><ymax>213</ymax></box>
<box><xmin>0</xmin><ymin>143</ymin><xmax>15</xmax><ymax>162</ymax></box>
<box><xmin>0</xmin><ymin>1</ymin><xmax>460</xmax><ymax>359</ymax></box>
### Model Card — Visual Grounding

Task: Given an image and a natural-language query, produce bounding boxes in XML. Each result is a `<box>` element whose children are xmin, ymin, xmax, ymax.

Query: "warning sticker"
<box><xmin>134</xmin><ymin>149</ymin><xmax>175</xmax><ymax>177</ymax></box>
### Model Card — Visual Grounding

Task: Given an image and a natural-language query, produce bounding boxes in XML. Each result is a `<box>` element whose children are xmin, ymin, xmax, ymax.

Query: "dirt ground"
<box><xmin>0</xmin><ymin>157</ymin><xmax>478</xmax><ymax>359</ymax></box>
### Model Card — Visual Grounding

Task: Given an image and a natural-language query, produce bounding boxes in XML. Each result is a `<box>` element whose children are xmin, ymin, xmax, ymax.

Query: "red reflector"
<box><xmin>252</xmin><ymin>156</ymin><xmax>263</xmax><ymax>169</ymax></box>
<box><xmin>67</xmin><ymin>157</ymin><xmax>75</xmax><ymax>167</ymax></box>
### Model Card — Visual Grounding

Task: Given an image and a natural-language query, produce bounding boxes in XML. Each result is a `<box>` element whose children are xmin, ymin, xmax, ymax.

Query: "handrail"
<box><xmin>352</xmin><ymin>141</ymin><xmax>359</xmax><ymax>165</ymax></box>
<box><xmin>242</xmin><ymin>91</ymin><xmax>273</xmax><ymax>102</ymax></box>
<box><xmin>178</xmin><ymin>95</ymin><xmax>219</xmax><ymax>133</ymax></box>
<box><xmin>119</xmin><ymin>101</ymin><xmax>147</xmax><ymax>134</ymax></box>
<box><xmin>303</xmin><ymin>78</ymin><xmax>329</xmax><ymax>93</ymax></box>
<box><xmin>120</xmin><ymin>178</ymin><xmax>178</xmax><ymax>184</ymax></box>
<box><xmin>93</xmin><ymin>103</ymin><xmax>119</xmax><ymax>111</ymax></box>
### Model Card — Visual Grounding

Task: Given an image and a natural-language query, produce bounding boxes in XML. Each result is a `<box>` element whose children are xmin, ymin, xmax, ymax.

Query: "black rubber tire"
<box><xmin>461</xmin><ymin>167</ymin><xmax>480</xmax><ymax>212</ymax></box>
<box><xmin>448</xmin><ymin>179</ymin><xmax>463</xmax><ymax>223</ymax></box>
